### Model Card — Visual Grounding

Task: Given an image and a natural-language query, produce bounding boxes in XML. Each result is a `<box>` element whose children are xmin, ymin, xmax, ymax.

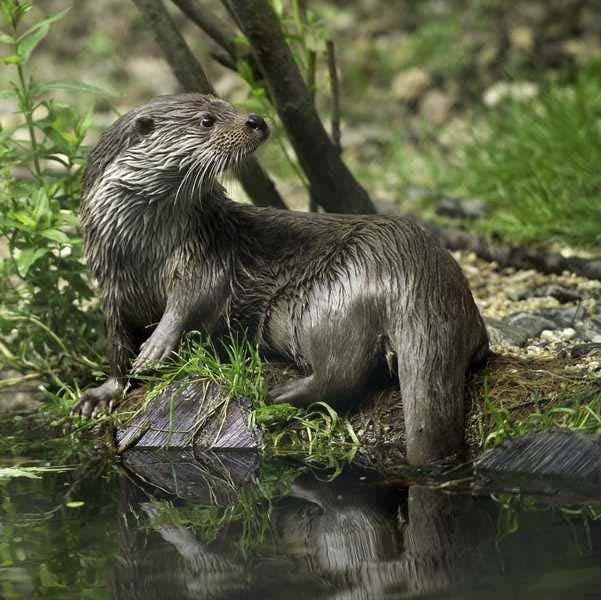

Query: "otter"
<box><xmin>73</xmin><ymin>93</ymin><xmax>489</xmax><ymax>464</ymax></box>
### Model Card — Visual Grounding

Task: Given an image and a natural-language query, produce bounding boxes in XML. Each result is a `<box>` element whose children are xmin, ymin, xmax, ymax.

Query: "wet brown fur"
<box><xmin>75</xmin><ymin>93</ymin><xmax>489</xmax><ymax>464</ymax></box>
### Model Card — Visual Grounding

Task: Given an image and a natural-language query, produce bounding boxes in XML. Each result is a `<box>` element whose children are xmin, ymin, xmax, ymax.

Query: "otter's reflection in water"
<box><xmin>112</xmin><ymin>449</ymin><xmax>601</xmax><ymax>599</ymax></box>
<box><xmin>111</xmin><ymin>449</ymin><xmax>505</xmax><ymax>599</ymax></box>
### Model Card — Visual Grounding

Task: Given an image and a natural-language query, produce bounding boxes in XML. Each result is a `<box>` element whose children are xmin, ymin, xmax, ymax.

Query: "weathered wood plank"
<box><xmin>476</xmin><ymin>429</ymin><xmax>601</xmax><ymax>481</ymax></box>
<box><xmin>115</xmin><ymin>380</ymin><xmax>261</xmax><ymax>454</ymax></box>
<box><xmin>474</xmin><ymin>429</ymin><xmax>601</xmax><ymax>500</ymax></box>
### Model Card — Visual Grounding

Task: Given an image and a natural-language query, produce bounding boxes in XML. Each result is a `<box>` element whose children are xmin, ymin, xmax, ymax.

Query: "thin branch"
<box><xmin>226</xmin><ymin>0</ymin><xmax>375</xmax><ymax>215</ymax></box>
<box><xmin>430</xmin><ymin>224</ymin><xmax>601</xmax><ymax>280</ymax></box>
<box><xmin>326</xmin><ymin>39</ymin><xmax>341</xmax><ymax>151</ymax></box>
<box><xmin>306</xmin><ymin>49</ymin><xmax>316</xmax><ymax>104</ymax></box>
<box><xmin>172</xmin><ymin>0</ymin><xmax>265</xmax><ymax>84</ymax></box>
<box><xmin>170</xmin><ymin>0</ymin><xmax>238</xmax><ymax>58</ymax></box>
<box><xmin>131</xmin><ymin>0</ymin><xmax>287</xmax><ymax>209</ymax></box>
<box><xmin>210</xmin><ymin>48</ymin><xmax>237</xmax><ymax>71</ymax></box>
<box><xmin>132</xmin><ymin>0</ymin><xmax>214</xmax><ymax>93</ymax></box>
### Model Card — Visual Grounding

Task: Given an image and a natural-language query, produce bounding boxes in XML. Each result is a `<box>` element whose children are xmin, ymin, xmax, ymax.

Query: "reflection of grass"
<box><xmin>495</xmin><ymin>493</ymin><xmax>601</xmax><ymax>544</ymax></box>
<box><xmin>147</xmin><ymin>459</ymin><xmax>304</xmax><ymax>556</ymax></box>
<box><xmin>444</xmin><ymin>72</ymin><xmax>601</xmax><ymax>248</ymax></box>
<box><xmin>0</xmin><ymin>465</ymin><xmax>72</xmax><ymax>481</ymax></box>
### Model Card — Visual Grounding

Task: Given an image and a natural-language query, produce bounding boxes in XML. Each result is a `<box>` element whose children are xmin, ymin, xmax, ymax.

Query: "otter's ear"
<box><xmin>134</xmin><ymin>116</ymin><xmax>155</xmax><ymax>137</ymax></box>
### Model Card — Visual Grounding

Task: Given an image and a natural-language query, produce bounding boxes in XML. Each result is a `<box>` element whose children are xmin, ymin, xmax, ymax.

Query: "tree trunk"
<box><xmin>226</xmin><ymin>0</ymin><xmax>376</xmax><ymax>214</ymax></box>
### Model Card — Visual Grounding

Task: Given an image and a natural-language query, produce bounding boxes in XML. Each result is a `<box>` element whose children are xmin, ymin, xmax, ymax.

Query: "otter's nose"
<box><xmin>245</xmin><ymin>114</ymin><xmax>269</xmax><ymax>137</ymax></box>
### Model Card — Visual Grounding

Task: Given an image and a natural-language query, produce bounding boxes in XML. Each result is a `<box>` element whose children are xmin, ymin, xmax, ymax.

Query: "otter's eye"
<box><xmin>201</xmin><ymin>115</ymin><xmax>215</xmax><ymax>128</ymax></box>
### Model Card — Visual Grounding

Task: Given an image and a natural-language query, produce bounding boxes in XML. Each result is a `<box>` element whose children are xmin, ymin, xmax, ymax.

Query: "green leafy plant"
<box><xmin>0</xmin><ymin>1</ymin><xmax>118</xmax><ymax>389</ymax></box>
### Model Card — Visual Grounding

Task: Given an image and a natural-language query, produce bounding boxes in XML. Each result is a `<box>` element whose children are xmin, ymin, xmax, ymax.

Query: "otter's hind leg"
<box><xmin>267</xmin><ymin>375</ymin><xmax>318</xmax><ymax>408</ymax></box>
<box><xmin>268</xmin><ymin>312</ymin><xmax>381</xmax><ymax>409</ymax></box>
<box><xmin>396</xmin><ymin>328</ymin><xmax>469</xmax><ymax>465</ymax></box>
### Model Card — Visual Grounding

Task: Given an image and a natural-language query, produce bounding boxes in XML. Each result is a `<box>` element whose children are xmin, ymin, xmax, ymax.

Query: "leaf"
<box><xmin>0</xmin><ymin>30</ymin><xmax>13</xmax><ymax>44</ymax></box>
<box><xmin>234</xmin><ymin>33</ymin><xmax>249</xmax><ymax>47</ymax></box>
<box><xmin>12</xmin><ymin>210</ymin><xmax>37</xmax><ymax>228</ymax></box>
<box><xmin>271</xmin><ymin>0</ymin><xmax>284</xmax><ymax>17</ymax></box>
<box><xmin>237</xmin><ymin>60</ymin><xmax>254</xmax><ymax>85</ymax></box>
<box><xmin>16</xmin><ymin>247</ymin><xmax>49</xmax><ymax>277</ymax></box>
<box><xmin>17</xmin><ymin>23</ymin><xmax>49</xmax><ymax>63</ymax></box>
<box><xmin>0</xmin><ymin>1</ymin><xmax>17</xmax><ymax>26</ymax></box>
<box><xmin>65</xmin><ymin>500</ymin><xmax>84</xmax><ymax>508</ymax></box>
<box><xmin>3</xmin><ymin>54</ymin><xmax>21</xmax><ymax>65</ymax></box>
<box><xmin>58</xmin><ymin>211</ymin><xmax>79</xmax><ymax>227</ymax></box>
<box><xmin>41</xmin><ymin>229</ymin><xmax>70</xmax><ymax>245</ymax></box>
<box><xmin>77</xmin><ymin>105</ymin><xmax>94</xmax><ymax>137</ymax></box>
<box><xmin>18</xmin><ymin>8</ymin><xmax>69</xmax><ymax>40</ymax></box>
<box><xmin>0</xmin><ymin>88</ymin><xmax>16</xmax><ymax>99</ymax></box>
<box><xmin>32</xmin><ymin>188</ymin><xmax>50</xmax><ymax>223</ymax></box>
<box><xmin>33</xmin><ymin>80</ymin><xmax>120</xmax><ymax>97</ymax></box>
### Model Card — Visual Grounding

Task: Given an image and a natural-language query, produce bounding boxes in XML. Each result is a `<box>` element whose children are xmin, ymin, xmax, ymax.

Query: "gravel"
<box><xmin>456</xmin><ymin>250</ymin><xmax>601</xmax><ymax>375</ymax></box>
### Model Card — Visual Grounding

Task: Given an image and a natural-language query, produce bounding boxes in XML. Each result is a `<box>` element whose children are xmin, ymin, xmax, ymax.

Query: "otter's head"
<box><xmin>82</xmin><ymin>94</ymin><xmax>269</xmax><ymax>202</ymax></box>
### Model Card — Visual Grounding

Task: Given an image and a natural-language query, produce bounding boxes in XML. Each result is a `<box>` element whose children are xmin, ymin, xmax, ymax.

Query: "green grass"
<box><xmin>0</xmin><ymin>465</ymin><xmax>72</xmax><ymax>480</ymax></box>
<box><xmin>141</xmin><ymin>333</ymin><xmax>267</xmax><ymax>408</ymax></box>
<box><xmin>444</xmin><ymin>71</ymin><xmax>601</xmax><ymax>247</ymax></box>
<box><xmin>140</xmin><ymin>333</ymin><xmax>359</xmax><ymax>463</ymax></box>
<box><xmin>479</xmin><ymin>381</ymin><xmax>601</xmax><ymax>449</ymax></box>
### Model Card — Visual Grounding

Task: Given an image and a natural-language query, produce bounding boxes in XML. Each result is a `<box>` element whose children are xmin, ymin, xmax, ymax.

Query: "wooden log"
<box><xmin>116</xmin><ymin>380</ymin><xmax>261</xmax><ymax>454</ymax></box>
<box><xmin>115</xmin><ymin>363</ymin><xmax>601</xmax><ymax>500</ymax></box>
<box><xmin>473</xmin><ymin>429</ymin><xmax>601</xmax><ymax>501</ymax></box>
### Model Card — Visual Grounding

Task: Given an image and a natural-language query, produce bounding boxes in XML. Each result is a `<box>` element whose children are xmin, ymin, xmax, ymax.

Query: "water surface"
<box><xmin>2</xmin><ymin>412</ymin><xmax>601</xmax><ymax>599</ymax></box>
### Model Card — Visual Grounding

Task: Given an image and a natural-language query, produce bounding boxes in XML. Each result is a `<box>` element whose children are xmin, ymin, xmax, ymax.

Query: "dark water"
<box><xmin>3</xmin><ymin>413</ymin><xmax>601</xmax><ymax>600</ymax></box>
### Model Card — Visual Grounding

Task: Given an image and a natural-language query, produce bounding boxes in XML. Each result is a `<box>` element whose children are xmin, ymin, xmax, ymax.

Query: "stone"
<box><xmin>419</xmin><ymin>89</ymin><xmax>452</xmax><ymax>126</ymax></box>
<box><xmin>539</xmin><ymin>305</ymin><xmax>586</xmax><ymax>327</ymax></box>
<box><xmin>475</xmin><ymin>429</ymin><xmax>601</xmax><ymax>499</ymax></box>
<box><xmin>391</xmin><ymin>67</ymin><xmax>431</xmax><ymax>102</ymax></box>
<box><xmin>510</xmin><ymin>284</ymin><xmax>582</xmax><ymax>303</ymax></box>
<box><xmin>483</xmin><ymin>81</ymin><xmax>538</xmax><ymax>107</ymax></box>
<box><xmin>574</xmin><ymin>319</ymin><xmax>601</xmax><ymax>343</ymax></box>
<box><xmin>504</xmin><ymin>313</ymin><xmax>558</xmax><ymax>339</ymax></box>
<box><xmin>570</xmin><ymin>343</ymin><xmax>601</xmax><ymax>359</ymax></box>
<box><xmin>435</xmin><ymin>196</ymin><xmax>488</xmax><ymax>220</ymax></box>
<box><xmin>484</xmin><ymin>318</ymin><xmax>530</xmax><ymax>348</ymax></box>
<box><xmin>510</xmin><ymin>26</ymin><xmax>534</xmax><ymax>52</ymax></box>
<box><xmin>540</xmin><ymin>328</ymin><xmax>577</xmax><ymax>343</ymax></box>
<box><xmin>116</xmin><ymin>379</ymin><xmax>261</xmax><ymax>453</ymax></box>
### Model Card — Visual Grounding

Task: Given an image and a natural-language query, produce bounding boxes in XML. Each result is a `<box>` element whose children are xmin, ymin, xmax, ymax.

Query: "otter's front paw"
<box><xmin>132</xmin><ymin>330</ymin><xmax>179</xmax><ymax>373</ymax></box>
<box><xmin>72</xmin><ymin>378</ymin><xmax>123</xmax><ymax>418</ymax></box>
